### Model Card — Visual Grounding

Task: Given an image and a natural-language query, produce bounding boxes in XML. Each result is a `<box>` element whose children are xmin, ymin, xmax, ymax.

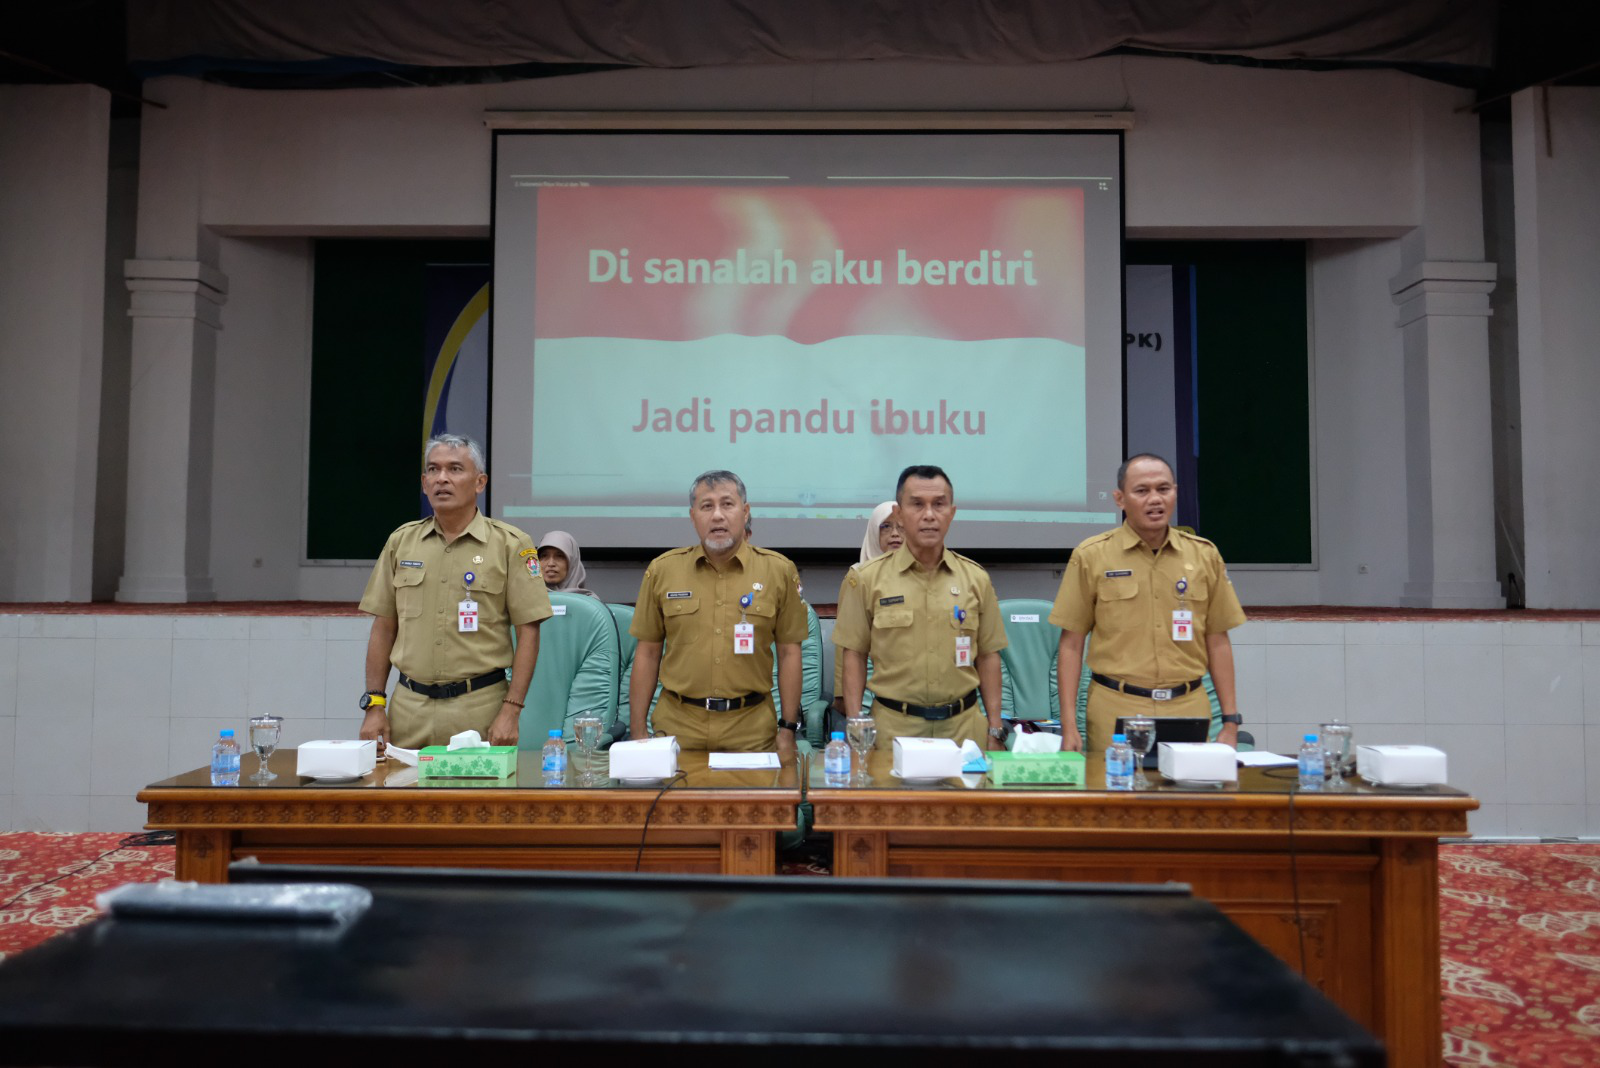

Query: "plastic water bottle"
<box><xmin>210</xmin><ymin>729</ymin><xmax>241</xmax><ymax>786</ymax></box>
<box><xmin>824</xmin><ymin>730</ymin><xmax>851</xmax><ymax>785</ymax></box>
<box><xmin>1105</xmin><ymin>732</ymin><xmax>1134</xmax><ymax>790</ymax></box>
<box><xmin>1298</xmin><ymin>734</ymin><xmax>1324</xmax><ymax>790</ymax></box>
<box><xmin>541</xmin><ymin>729</ymin><xmax>567</xmax><ymax>783</ymax></box>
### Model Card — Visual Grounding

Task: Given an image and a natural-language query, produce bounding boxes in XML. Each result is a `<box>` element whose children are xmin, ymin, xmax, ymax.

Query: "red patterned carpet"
<box><xmin>3</xmin><ymin>834</ymin><xmax>1598</xmax><ymax>1061</ymax></box>
<box><xmin>1440</xmin><ymin>843</ymin><xmax>1600</xmax><ymax>1067</ymax></box>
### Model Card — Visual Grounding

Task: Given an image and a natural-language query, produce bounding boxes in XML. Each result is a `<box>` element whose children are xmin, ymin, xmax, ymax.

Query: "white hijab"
<box><xmin>859</xmin><ymin>501</ymin><xmax>898</xmax><ymax>564</ymax></box>
<box><xmin>537</xmin><ymin>530</ymin><xmax>595</xmax><ymax>596</ymax></box>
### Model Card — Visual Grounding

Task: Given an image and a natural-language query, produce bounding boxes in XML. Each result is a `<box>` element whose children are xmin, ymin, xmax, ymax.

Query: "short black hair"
<box><xmin>1116</xmin><ymin>453</ymin><xmax>1175</xmax><ymax>490</ymax></box>
<box><xmin>896</xmin><ymin>464</ymin><xmax>954</xmax><ymax>502</ymax></box>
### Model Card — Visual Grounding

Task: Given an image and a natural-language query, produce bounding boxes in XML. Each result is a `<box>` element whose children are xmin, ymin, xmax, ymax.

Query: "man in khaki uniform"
<box><xmin>629</xmin><ymin>470</ymin><xmax>808</xmax><ymax>753</ymax></box>
<box><xmin>834</xmin><ymin>465</ymin><xmax>1008</xmax><ymax>751</ymax></box>
<box><xmin>1050</xmin><ymin>453</ymin><xmax>1247</xmax><ymax>754</ymax></box>
<box><xmin>358</xmin><ymin>434</ymin><xmax>553</xmax><ymax>751</ymax></box>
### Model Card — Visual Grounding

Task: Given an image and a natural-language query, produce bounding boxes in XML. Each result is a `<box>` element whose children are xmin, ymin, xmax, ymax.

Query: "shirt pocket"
<box><xmin>472</xmin><ymin>564</ymin><xmax>506</xmax><ymax>597</ymax></box>
<box><xmin>664</xmin><ymin>597</ymin><xmax>702</xmax><ymax>620</ymax></box>
<box><xmin>871</xmin><ymin>605</ymin><xmax>915</xmax><ymax>659</ymax></box>
<box><xmin>1094</xmin><ymin>576</ymin><xmax>1140</xmax><ymax>628</ymax></box>
<box><xmin>392</xmin><ymin>567</ymin><xmax>426</xmax><ymax>618</ymax></box>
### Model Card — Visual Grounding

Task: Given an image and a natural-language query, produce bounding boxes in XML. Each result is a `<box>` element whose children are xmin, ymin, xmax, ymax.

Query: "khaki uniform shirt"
<box><xmin>1049</xmin><ymin>522</ymin><xmax>1246</xmax><ymax>689</ymax></box>
<box><xmin>630</xmin><ymin>541</ymin><xmax>808</xmax><ymax>698</ymax></box>
<box><xmin>359</xmin><ymin>512</ymin><xmax>554</xmax><ymax>683</ymax></box>
<box><xmin>833</xmin><ymin>546</ymin><xmax>1007</xmax><ymax>705</ymax></box>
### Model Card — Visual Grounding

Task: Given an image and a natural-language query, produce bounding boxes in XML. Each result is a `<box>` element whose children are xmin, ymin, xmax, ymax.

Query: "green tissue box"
<box><xmin>417</xmin><ymin>745</ymin><xmax>519</xmax><ymax>780</ymax></box>
<box><xmin>988</xmin><ymin>750</ymin><xmax>1086</xmax><ymax>786</ymax></box>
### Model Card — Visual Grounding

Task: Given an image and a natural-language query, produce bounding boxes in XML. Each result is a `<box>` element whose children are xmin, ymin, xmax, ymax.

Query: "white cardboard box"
<box><xmin>1356</xmin><ymin>744</ymin><xmax>1447</xmax><ymax>786</ymax></box>
<box><xmin>892</xmin><ymin>737</ymin><xmax>964</xmax><ymax>779</ymax></box>
<box><xmin>609</xmin><ymin>736</ymin><xmax>679</xmax><ymax>780</ymax></box>
<box><xmin>1157</xmin><ymin>742</ymin><xmax>1238</xmax><ymax>783</ymax></box>
<box><xmin>296</xmin><ymin>739</ymin><xmax>377</xmax><ymax>778</ymax></box>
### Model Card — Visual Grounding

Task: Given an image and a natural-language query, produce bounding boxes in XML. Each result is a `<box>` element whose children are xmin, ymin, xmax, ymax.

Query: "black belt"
<box><xmin>1091</xmin><ymin>673</ymin><xmax>1204</xmax><ymax>702</ymax></box>
<box><xmin>665</xmin><ymin>690</ymin><xmax>767</xmax><ymax>712</ymax></box>
<box><xmin>398</xmin><ymin>669</ymin><xmax>508</xmax><ymax>700</ymax></box>
<box><xmin>874</xmin><ymin>690</ymin><xmax>979</xmax><ymax>721</ymax></box>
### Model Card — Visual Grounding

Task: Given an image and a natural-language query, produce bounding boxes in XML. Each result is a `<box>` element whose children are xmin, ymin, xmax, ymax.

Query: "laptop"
<box><xmin>1114</xmin><ymin>716</ymin><xmax>1211</xmax><ymax>768</ymax></box>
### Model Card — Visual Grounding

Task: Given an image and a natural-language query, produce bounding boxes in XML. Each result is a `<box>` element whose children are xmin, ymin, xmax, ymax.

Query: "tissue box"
<box><xmin>1157</xmin><ymin>742</ymin><xmax>1238</xmax><ymax>783</ymax></box>
<box><xmin>417</xmin><ymin>745</ymin><xmax>518</xmax><ymax>780</ymax></box>
<box><xmin>1357</xmin><ymin>744</ymin><xmax>1447</xmax><ymax>785</ymax></box>
<box><xmin>892</xmin><ymin>737</ymin><xmax>964</xmax><ymax>780</ymax></box>
<box><xmin>609</xmin><ymin>736</ymin><xmax>679</xmax><ymax>780</ymax></box>
<box><xmin>296</xmin><ymin>739</ymin><xmax>376</xmax><ymax>779</ymax></box>
<box><xmin>988</xmin><ymin>751</ymin><xmax>1086</xmax><ymax>786</ymax></box>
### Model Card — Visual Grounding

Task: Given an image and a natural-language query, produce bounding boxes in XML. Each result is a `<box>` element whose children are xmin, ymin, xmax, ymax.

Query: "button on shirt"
<box><xmin>358</xmin><ymin>512</ymin><xmax>554</xmax><ymax>683</ymax></box>
<box><xmin>832</xmin><ymin>546</ymin><xmax>1007</xmax><ymax>705</ymax></box>
<box><xmin>630</xmin><ymin>542</ymin><xmax>809</xmax><ymax>699</ymax></box>
<box><xmin>1048</xmin><ymin>522</ymin><xmax>1246</xmax><ymax>689</ymax></box>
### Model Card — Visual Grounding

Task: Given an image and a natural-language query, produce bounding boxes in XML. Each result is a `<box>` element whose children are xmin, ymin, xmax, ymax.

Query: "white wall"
<box><xmin>0</xmin><ymin>85</ymin><xmax>110</xmax><ymax>602</ymax></box>
<box><xmin>124</xmin><ymin>58</ymin><xmax>1482</xmax><ymax>606</ymax></box>
<box><xmin>1514</xmin><ymin>87</ymin><xmax>1600</xmax><ymax>609</ymax></box>
<box><xmin>1</xmin><ymin>612</ymin><xmax>1595</xmax><ymax>838</ymax></box>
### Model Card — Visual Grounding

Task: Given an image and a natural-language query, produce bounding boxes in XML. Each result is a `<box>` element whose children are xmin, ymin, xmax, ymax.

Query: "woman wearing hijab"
<box><xmin>858</xmin><ymin>501</ymin><xmax>905</xmax><ymax>563</ymax></box>
<box><xmin>536</xmin><ymin>531</ymin><xmax>598</xmax><ymax>597</ymax></box>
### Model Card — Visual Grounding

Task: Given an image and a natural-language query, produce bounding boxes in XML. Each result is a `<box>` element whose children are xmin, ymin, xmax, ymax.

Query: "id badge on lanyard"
<box><xmin>953</xmin><ymin>604</ymin><xmax>971</xmax><ymax>666</ymax></box>
<box><xmin>459</xmin><ymin>571</ymin><xmax>479</xmax><ymax>633</ymax></box>
<box><xmin>734</xmin><ymin>589</ymin><xmax>759</xmax><ymax>655</ymax></box>
<box><xmin>1172</xmin><ymin>576</ymin><xmax>1193</xmax><ymax>641</ymax></box>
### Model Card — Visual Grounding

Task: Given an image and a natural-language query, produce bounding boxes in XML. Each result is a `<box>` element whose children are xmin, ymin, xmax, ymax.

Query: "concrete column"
<box><xmin>1391</xmin><ymin>80</ymin><xmax>1504</xmax><ymax>609</ymax></box>
<box><xmin>115</xmin><ymin>260</ymin><xmax>227</xmax><ymax>602</ymax></box>
<box><xmin>1391</xmin><ymin>261</ymin><xmax>1502</xmax><ymax>607</ymax></box>
<box><xmin>0</xmin><ymin>85</ymin><xmax>110</xmax><ymax>602</ymax></box>
<box><xmin>116</xmin><ymin>78</ymin><xmax>225</xmax><ymax>603</ymax></box>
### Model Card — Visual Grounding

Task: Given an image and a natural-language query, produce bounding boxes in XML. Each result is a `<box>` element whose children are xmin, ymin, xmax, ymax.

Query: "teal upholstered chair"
<box><xmin>606</xmin><ymin>602</ymin><xmax>639</xmax><ymax>741</ymax></box>
<box><xmin>996</xmin><ymin>598</ymin><xmax>1067</xmax><ymax>729</ymax></box>
<box><xmin>769</xmin><ymin>602</ymin><xmax>831</xmax><ymax>750</ymax></box>
<box><xmin>518</xmin><ymin>592</ymin><xmax>621</xmax><ymax>747</ymax></box>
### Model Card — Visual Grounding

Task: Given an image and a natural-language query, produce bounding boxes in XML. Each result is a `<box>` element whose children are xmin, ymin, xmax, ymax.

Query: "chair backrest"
<box><xmin>519</xmin><ymin>592</ymin><xmax>621</xmax><ymax>746</ymax></box>
<box><xmin>997</xmin><ymin>598</ymin><xmax>1062</xmax><ymax>722</ymax></box>
<box><xmin>769</xmin><ymin>602</ymin><xmax>827</xmax><ymax>747</ymax></box>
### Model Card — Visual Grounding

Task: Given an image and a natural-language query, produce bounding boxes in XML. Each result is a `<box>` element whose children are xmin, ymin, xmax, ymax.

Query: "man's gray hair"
<box><xmin>689</xmin><ymin>469</ymin><xmax>747</xmax><ymax>505</ymax></box>
<box><xmin>424</xmin><ymin>433</ymin><xmax>487</xmax><ymax>474</ymax></box>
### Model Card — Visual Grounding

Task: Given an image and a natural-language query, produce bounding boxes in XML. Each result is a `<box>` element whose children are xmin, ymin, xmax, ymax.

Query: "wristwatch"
<box><xmin>776</xmin><ymin>718</ymin><xmax>802</xmax><ymax>733</ymax></box>
<box><xmin>1219</xmin><ymin>713</ymin><xmax>1243</xmax><ymax>726</ymax></box>
<box><xmin>987</xmin><ymin>725</ymin><xmax>1008</xmax><ymax>741</ymax></box>
<box><xmin>359</xmin><ymin>691</ymin><xmax>387</xmax><ymax>711</ymax></box>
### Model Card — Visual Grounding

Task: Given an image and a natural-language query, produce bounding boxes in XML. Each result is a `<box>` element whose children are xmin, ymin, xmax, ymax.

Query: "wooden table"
<box><xmin>811</xmin><ymin>751</ymin><xmax>1474</xmax><ymax>1068</ymax></box>
<box><xmin>139</xmin><ymin>750</ymin><xmax>802</xmax><ymax>881</ymax></box>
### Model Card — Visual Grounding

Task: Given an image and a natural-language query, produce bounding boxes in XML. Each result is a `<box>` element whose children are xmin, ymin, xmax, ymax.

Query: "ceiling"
<box><xmin>0</xmin><ymin>1</ymin><xmax>1593</xmax><ymax>119</ymax></box>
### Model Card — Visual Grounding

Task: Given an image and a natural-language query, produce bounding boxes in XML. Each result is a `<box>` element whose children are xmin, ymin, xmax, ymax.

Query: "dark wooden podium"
<box><xmin>0</xmin><ymin>865</ymin><xmax>1382</xmax><ymax>1066</ymax></box>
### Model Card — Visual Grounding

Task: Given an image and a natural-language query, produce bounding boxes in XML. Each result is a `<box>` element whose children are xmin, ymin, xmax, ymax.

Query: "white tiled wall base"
<box><xmin>1</xmin><ymin>614</ymin><xmax>1597</xmax><ymax>838</ymax></box>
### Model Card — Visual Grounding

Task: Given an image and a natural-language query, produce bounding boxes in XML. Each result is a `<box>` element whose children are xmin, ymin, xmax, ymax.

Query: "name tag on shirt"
<box><xmin>458</xmin><ymin>598</ymin><xmax>479</xmax><ymax>632</ymax></box>
<box><xmin>955</xmin><ymin>634</ymin><xmax>972</xmax><ymax>668</ymax></box>
<box><xmin>1172</xmin><ymin>609</ymin><xmax>1193</xmax><ymax>641</ymax></box>
<box><xmin>733</xmin><ymin>621</ymin><xmax>755</xmax><ymax>655</ymax></box>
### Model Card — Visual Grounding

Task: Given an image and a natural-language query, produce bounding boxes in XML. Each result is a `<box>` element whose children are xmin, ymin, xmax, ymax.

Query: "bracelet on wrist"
<box><xmin>502</xmin><ymin>697</ymin><xmax>525</xmax><ymax>708</ymax></box>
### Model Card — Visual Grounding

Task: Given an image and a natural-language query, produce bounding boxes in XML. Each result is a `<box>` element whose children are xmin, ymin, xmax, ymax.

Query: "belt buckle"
<box><xmin>1150</xmin><ymin>688</ymin><xmax>1173</xmax><ymax>701</ymax></box>
<box><xmin>706</xmin><ymin>697</ymin><xmax>732</xmax><ymax>712</ymax></box>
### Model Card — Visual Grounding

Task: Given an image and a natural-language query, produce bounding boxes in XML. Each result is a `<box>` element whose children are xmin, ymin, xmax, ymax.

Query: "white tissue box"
<box><xmin>1157</xmin><ymin>742</ymin><xmax>1238</xmax><ymax>783</ymax></box>
<box><xmin>296</xmin><ymin>739</ymin><xmax>376</xmax><ymax>778</ymax></box>
<box><xmin>1357</xmin><ymin>744</ymin><xmax>1447</xmax><ymax>786</ymax></box>
<box><xmin>609</xmin><ymin>736</ymin><xmax>679</xmax><ymax>780</ymax></box>
<box><xmin>892</xmin><ymin>737</ymin><xmax>964</xmax><ymax>780</ymax></box>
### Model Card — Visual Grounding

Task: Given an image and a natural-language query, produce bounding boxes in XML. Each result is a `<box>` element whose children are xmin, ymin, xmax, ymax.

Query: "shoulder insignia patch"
<box><xmin>526</xmin><ymin>557</ymin><xmax>540</xmax><ymax>577</ymax></box>
<box><xmin>520</xmin><ymin>548</ymin><xmax>538</xmax><ymax>557</ymax></box>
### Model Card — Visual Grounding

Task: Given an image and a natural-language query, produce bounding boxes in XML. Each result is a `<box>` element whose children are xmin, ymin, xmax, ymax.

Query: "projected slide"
<box><xmin>493</xmin><ymin>131</ymin><xmax>1123</xmax><ymax>551</ymax></box>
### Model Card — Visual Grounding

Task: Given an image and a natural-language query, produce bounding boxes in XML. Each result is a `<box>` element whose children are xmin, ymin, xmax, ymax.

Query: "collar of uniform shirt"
<box><xmin>423</xmin><ymin>510</ymin><xmax>491</xmax><ymax>544</ymax></box>
<box><xmin>889</xmin><ymin>543</ymin><xmax>955</xmax><ymax>574</ymax></box>
<box><xmin>1116</xmin><ymin>520</ymin><xmax>1173</xmax><ymax>553</ymax></box>
<box><xmin>691</xmin><ymin>539</ymin><xmax>752</xmax><ymax>571</ymax></box>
